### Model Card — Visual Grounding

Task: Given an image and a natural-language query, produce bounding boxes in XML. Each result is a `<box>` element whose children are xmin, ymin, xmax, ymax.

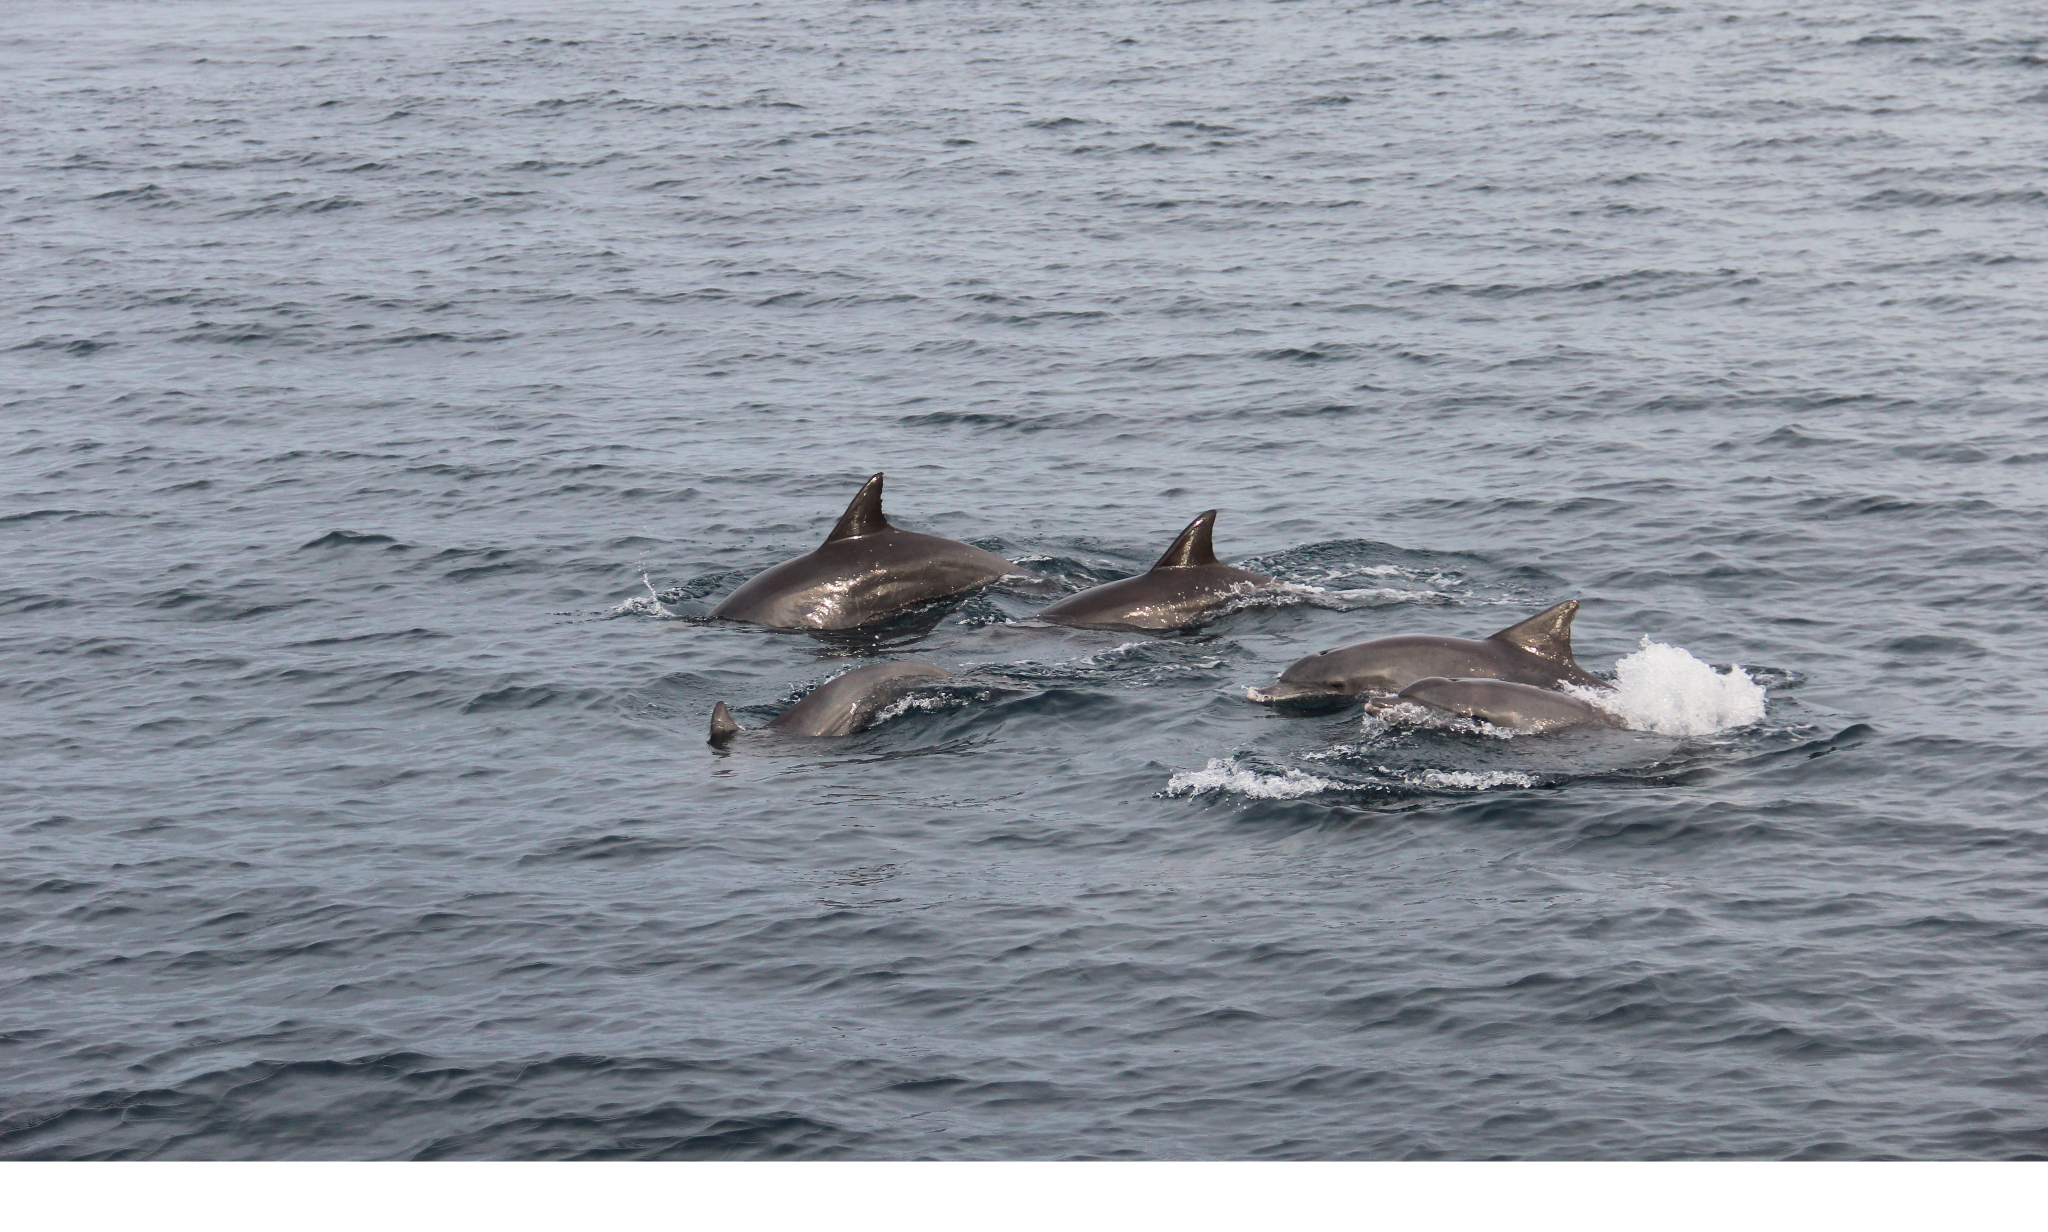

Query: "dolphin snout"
<box><xmin>1246</xmin><ymin>681</ymin><xmax>1344</xmax><ymax>705</ymax></box>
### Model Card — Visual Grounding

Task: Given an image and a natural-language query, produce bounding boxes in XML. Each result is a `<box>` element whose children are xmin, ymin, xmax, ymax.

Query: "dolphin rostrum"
<box><xmin>1036</xmin><ymin>510</ymin><xmax>1273</xmax><ymax>631</ymax></box>
<box><xmin>709</xmin><ymin>473</ymin><xmax>1015</xmax><ymax>630</ymax></box>
<box><xmin>1247</xmin><ymin>600</ymin><xmax>1607</xmax><ymax>704</ymax></box>
<box><xmin>709</xmin><ymin>661</ymin><xmax>954</xmax><ymax>744</ymax></box>
<box><xmin>1365</xmin><ymin>676</ymin><xmax>1624</xmax><ymax>733</ymax></box>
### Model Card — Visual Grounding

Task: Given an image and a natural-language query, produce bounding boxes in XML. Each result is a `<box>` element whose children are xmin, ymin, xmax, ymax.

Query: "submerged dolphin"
<box><xmin>1366</xmin><ymin>676</ymin><xmax>1623</xmax><ymax>733</ymax></box>
<box><xmin>1036</xmin><ymin>510</ymin><xmax>1273</xmax><ymax>631</ymax></box>
<box><xmin>709</xmin><ymin>661</ymin><xmax>953</xmax><ymax>743</ymax></box>
<box><xmin>709</xmin><ymin>473</ymin><xmax>1014</xmax><ymax>630</ymax></box>
<box><xmin>1247</xmin><ymin>600</ymin><xmax>1607</xmax><ymax>704</ymax></box>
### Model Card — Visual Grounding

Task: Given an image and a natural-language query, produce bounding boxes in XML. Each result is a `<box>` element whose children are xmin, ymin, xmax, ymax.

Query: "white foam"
<box><xmin>1571</xmin><ymin>638</ymin><xmax>1767</xmax><ymax>736</ymax></box>
<box><xmin>1163</xmin><ymin>757</ymin><xmax>1334</xmax><ymax>800</ymax></box>
<box><xmin>1398</xmin><ymin>768</ymin><xmax>1540</xmax><ymax>790</ymax></box>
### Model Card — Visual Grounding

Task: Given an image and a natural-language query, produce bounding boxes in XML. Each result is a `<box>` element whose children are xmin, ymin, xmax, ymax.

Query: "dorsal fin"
<box><xmin>1488</xmin><ymin>600</ymin><xmax>1580</xmax><ymax>662</ymax></box>
<box><xmin>709</xmin><ymin>701</ymin><xmax>740</xmax><ymax>746</ymax></box>
<box><xmin>825</xmin><ymin>473</ymin><xmax>891</xmax><ymax>542</ymax></box>
<box><xmin>1151</xmin><ymin>510</ymin><xmax>1221</xmax><ymax>570</ymax></box>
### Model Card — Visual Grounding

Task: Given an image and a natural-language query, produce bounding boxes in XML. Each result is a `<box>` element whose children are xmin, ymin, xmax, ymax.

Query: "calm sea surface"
<box><xmin>6</xmin><ymin>0</ymin><xmax>2048</xmax><ymax>1159</ymax></box>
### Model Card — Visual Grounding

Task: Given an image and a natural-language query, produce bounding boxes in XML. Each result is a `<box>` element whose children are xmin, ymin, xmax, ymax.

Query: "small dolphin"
<box><xmin>709</xmin><ymin>473</ymin><xmax>1015</xmax><ymax>630</ymax></box>
<box><xmin>709</xmin><ymin>661</ymin><xmax>954</xmax><ymax>744</ymax></box>
<box><xmin>1036</xmin><ymin>510</ymin><xmax>1273</xmax><ymax>631</ymax></box>
<box><xmin>1366</xmin><ymin>676</ymin><xmax>1624</xmax><ymax>733</ymax></box>
<box><xmin>1247</xmin><ymin>600</ymin><xmax>1607</xmax><ymax>704</ymax></box>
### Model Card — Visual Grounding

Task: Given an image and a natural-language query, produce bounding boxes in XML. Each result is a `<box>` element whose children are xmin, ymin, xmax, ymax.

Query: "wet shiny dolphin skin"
<box><xmin>1247</xmin><ymin>600</ymin><xmax>1608</xmax><ymax>704</ymax></box>
<box><xmin>710</xmin><ymin>661</ymin><xmax>954</xmax><ymax>742</ymax></box>
<box><xmin>1368</xmin><ymin>676</ymin><xmax>1625</xmax><ymax>733</ymax></box>
<box><xmin>1036</xmin><ymin>510</ymin><xmax>1272</xmax><ymax>631</ymax></box>
<box><xmin>708</xmin><ymin>474</ymin><xmax>1014</xmax><ymax>630</ymax></box>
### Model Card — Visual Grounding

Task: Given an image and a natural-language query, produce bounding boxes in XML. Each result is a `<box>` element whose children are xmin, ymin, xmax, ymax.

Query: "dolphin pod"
<box><xmin>701</xmin><ymin>473</ymin><xmax>1621</xmax><ymax>744</ymax></box>
<box><xmin>708</xmin><ymin>475</ymin><xmax>1274</xmax><ymax>634</ymax></box>
<box><xmin>1244</xmin><ymin>601</ymin><xmax>1607</xmax><ymax>705</ymax></box>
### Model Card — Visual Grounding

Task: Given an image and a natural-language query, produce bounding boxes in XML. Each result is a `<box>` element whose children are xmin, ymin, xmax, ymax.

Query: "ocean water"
<box><xmin>5</xmin><ymin>0</ymin><xmax>2047</xmax><ymax>1159</ymax></box>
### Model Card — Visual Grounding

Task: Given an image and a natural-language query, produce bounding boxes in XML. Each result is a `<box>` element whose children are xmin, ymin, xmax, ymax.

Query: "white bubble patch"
<box><xmin>1571</xmin><ymin>638</ymin><xmax>1767</xmax><ymax>736</ymax></box>
<box><xmin>1162</xmin><ymin>757</ymin><xmax>1335</xmax><ymax>800</ymax></box>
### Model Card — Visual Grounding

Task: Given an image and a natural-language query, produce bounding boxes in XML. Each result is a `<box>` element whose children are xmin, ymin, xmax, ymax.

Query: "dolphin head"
<box><xmin>1245</xmin><ymin>648</ymin><xmax>1358</xmax><ymax>706</ymax></box>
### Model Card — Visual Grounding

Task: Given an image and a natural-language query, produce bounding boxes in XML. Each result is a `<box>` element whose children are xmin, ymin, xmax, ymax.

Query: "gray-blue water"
<box><xmin>6</xmin><ymin>0</ymin><xmax>2048</xmax><ymax>1159</ymax></box>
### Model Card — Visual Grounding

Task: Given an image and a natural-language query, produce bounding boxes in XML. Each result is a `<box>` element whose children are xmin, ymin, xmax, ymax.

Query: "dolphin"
<box><xmin>1036</xmin><ymin>510</ymin><xmax>1273</xmax><ymax>631</ymax></box>
<box><xmin>1365</xmin><ymin>676</ymin><xmax>1624</xmax><ymax>733</ymax></box>
<box><xmin>1247</xmin><ymin>600</ymin><xmax>1607</xmax><ymax>705</ymax></box>
<box><xmin>709</xmin><ymin>473</ymin><xmax>1015</xmax><ymax>630</ymax></box>
<box><xmin>709</xmin><ymin>661</ymin><xmax>954</xmax><ymax>744</ymax></box>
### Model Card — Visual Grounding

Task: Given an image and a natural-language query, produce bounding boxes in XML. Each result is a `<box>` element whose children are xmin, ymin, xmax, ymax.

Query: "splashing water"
<box><xmin>610</xmin><ymin>572</ymin><xmax>681</xmax><ymax>619</ymax></box>
<box><xmin>1572</xmin><ymin>638</ymin><xmax>1768</xmax><ymax>736</ymax></box>
<box><xmin>871</xmin><ymin>690</ymin><xmax>975</xmax><ymax>725</ymax></box>
<box><xmin>1163</xmin><ymin>757</ymin><xmax>1335</xmax><ymax>800</ymax></box>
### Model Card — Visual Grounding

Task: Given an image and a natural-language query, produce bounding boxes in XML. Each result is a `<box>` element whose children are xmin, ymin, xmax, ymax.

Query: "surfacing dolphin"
<box><xmin>1365</xmin><ymin>676</ymin><xmax>1623</xmax><ymax>733</ymax></box>
<box><xmin>1036</xmin><ymin>510</ymin><xmax>1273</xmax><ymax>631</ymax></box>
<box><xmin>1247</xmin><ymin>600</ymin><xmax>1608</xmax><ymax>705</ymax></box>
<box><xmin>710</xmin><ymin>661</ymin><xmax>953</xmax><ymax>744</ymax></box>
<box><xmin>710</xmin><ymin>473</ymin><xmax>1014</xmax><ymax>630</ymax></box>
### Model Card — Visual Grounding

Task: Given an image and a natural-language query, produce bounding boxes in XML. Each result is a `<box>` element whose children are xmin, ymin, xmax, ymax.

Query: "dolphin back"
<box><xmin>1038</xmin><ymin>510</ymin><xmax>1271</xmax><ymax>630</ymax></box>
<box><xmin>764</xmin><ymin>661</ymin><xmax>955</xmax><ymax>736</ymax></box>
<box><xmin>708</xmin><ymin>472</ymin><xmax>1014</xmax><ymax>629</ymax></box>
<box><xmin>1388</xmin><ymin>676</ymin><xmax>1622</xmax><ymax>732</ymax></box>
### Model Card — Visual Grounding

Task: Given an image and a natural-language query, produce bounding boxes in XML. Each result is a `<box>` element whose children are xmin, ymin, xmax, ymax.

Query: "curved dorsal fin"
<box><xmin>1152</xmin><ymin>510</ymin><xmax>1221</xmax><ymax>570</ymax></box>
<box><xmin>1488</xmin><ymin>600</ymin><xmax>1580</xmax><ymax>662</ymax></box>
<box><xmin>826</xmin><ymin>473</ymin><xmax>891</xmax><ymax>542</ymax></box>
<box><xmin>709</xmin><ymin>701</ymin><xmax>740</xmax><ymax>746</ymax></box>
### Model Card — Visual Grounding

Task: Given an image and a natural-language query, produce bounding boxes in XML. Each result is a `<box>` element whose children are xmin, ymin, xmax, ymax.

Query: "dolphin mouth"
<box><xmin>1245</xmin><ymin>682</ymin><xmax>1350</xmax><ymax>707</ymax></box>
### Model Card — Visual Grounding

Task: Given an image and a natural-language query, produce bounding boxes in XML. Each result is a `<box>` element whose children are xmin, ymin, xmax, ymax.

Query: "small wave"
<box><xmin>1571</xmin><ymin>639</ymin><xmax>1766</xmax><ymax>736</ymax></box>
<box><xmin>299</xmin><ymin>530</ymin><xmax>401</xmax><ymax>550</ymax></box>
<box><xmin>1163</xmin><ymin>757</ymin><xmax>1334</xmax><ymax>800</ymax></box>
<box><xmin>962</xmin><ymin>639</ymin><xmax>1142</xmax><ymax>674</ymax></box>
<box><xmin>1165</xmin><ymin>754</ymin><xmax>1538</xmax><ymax>799</ymax></box>
<box><xmin>1069</xmin><ymin>641</ymin><xmax>1147</xmax><ymax>666</ymax></box>
<box><xmin>1226</xmin><ymin>581</ymin><xmax>1456</xmax><ymax>615</ymax></box>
